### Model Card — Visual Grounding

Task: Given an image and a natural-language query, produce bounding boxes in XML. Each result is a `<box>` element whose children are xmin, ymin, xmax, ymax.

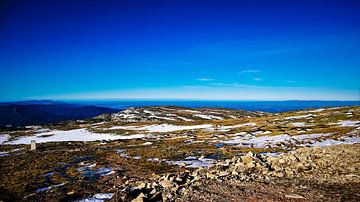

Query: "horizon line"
<box><xmin>1</xmin><ymin>98</ymin><xmax>360</xmax><ymax>103</ymax></box>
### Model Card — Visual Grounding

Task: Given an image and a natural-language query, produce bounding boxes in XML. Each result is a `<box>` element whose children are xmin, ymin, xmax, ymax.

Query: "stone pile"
<box><xmin>116</xmin><ymin>145</ymin><xmax>360</xmax><ymax>201</ymax></box>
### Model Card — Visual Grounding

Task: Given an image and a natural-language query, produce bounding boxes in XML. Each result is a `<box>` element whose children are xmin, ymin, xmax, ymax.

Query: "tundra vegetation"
<box><xmin>0</xmin><ymin>106</ymin><xmax>359</xmax><ymax>201</ymax></box>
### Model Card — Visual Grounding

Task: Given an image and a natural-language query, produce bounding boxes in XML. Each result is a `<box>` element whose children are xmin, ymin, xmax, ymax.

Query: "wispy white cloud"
<box><xmin>239</xmin><ymin>69</ymin><xmax>261</xmax><ymax>74</ymax></box>
<box><xmin>209</xmin><ymin>82</ymin><xmax>258</xmax><ymax>88</ymax></box>
<box><xmin>253</xmin><ymin>77</ymin><xmax>262</xmax><ymax>81</ymax></box>
<box><xmin>286</xmin><ymin>80</ymin><xmax>298</xmax><ymax>83</ymax></box>
<box><xmin>197</xmin><ymin>78</ymin><xmax>214</xmax><ymax>82</ymax></box>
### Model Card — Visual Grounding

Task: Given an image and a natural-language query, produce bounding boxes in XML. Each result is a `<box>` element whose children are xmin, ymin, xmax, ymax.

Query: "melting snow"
<box><xmin>260</xmin><ymin>152</ymin><xmax>282</xmax><ymax>157</ymax></box>
<box><xmin>175</xmin><ymin>116</ymin><xmax>193</xmax><ymax>121</ymax></box>
<box><xmin>222</xmin><ymin>133</ymin><xmax>335</xmax><ymax>148</ymax></box>
<box><xmin>141</xmin><ymin>124</ymin><xmax>213</xmax><ymax>132</ymax></box>
<box><xmin>193</xmin><ymin>114</ymin><xmax>223</xmax><ymax>120</ymax></box>
<box><xmin>291</xmin><ymin>122</ymin><xmax>306</xmax><ymax>127</ymax></box>
<box><xmin>180</xmin><ymin>109</ymin><xmax>200</xmax><ymax>114</ymax></box>
<box><xmin>337</xmin><ymin>120</ymin><xmax>360</xmax><ymax>127</ymax></box>
<box><xmin>143</xmin><ymin>110</ymin><xmax>155</xmax><ymax>115</ymax></box>
<box><xmin>108</xmin><ymin>124</ymin><xmax>213</xmax><ymax>133</ymax></box>
<box><xmin>308</xmin><ymin>108</ymin><xmax>326</xmax><ymax>113</ymax></box>
<box><xmin>284</xmin><ymin>114</ymin><xmax>315</xmax><ymax>120</ymax></box>
<box><xmin>219</xmin><ymin>123</ymin><xmax>256</xmax><ymax>130</ymax></box>
<box><xmin>148</xmin><ymin>116</ymin><xmax>176</xmax><ymax>121</ymax></box>
<box><xmin>0</xmin><ymin>151</ymin><xmax>10</xmax><ymax>157</ymax></box>
<box><xmin>252</xmin><ymin>130</ymin><xmax>272</xmax><ymax>135</ymax></box>
<box><xmin>304</xmin><ymin>137</ymin><xmax>360</xmax><ymax>147</ymax></box>
<box><xmin>81</xmin><ymin>167</ymin><xmax>115</xmax><ymax>179</ymax></box>
<box><xmin>36</xmin><ymin>183</ymin><xmax>65</xmax><ymax>193</ymax></box>
<box><xmin>167</xmin><ymin>156</ymin><xmax>215</xmax><ymax>168</ymax></box>
<box><xmin>0</xmin><ymin>134</ymin><xmax>10</xmax><ymax>144</ymax></box>
<box><xmin>222</xmin><ymin>134</ymin><xmax>290</xmax><ymax>147</ymax></box>
<box><xmin>292</xmin><ymin>133</ymin><xmax>332</xmax><ymax>140</ymax></box>
<box><xmin>147</xmin><ymin>158</ymin><xmax>160</xmax><ymax>162</ymax></box>
<box><xmin>4</xmin><ymin>129</ymin><xmax>145</xmax><ymax>145</ymax></box>
<box><xmin>79</xmin><ymin>193</ymin><xmax>114</xmax><ymax>202</ymax></box>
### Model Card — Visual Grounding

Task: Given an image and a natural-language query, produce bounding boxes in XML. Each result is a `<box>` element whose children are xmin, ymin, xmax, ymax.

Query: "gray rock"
<box><xmin>131</xmin><ymin>192</ymin><xmax>145</xmax><ymax>202</ymax></box>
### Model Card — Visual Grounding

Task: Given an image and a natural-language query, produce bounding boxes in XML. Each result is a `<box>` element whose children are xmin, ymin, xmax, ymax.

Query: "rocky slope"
<box><xmin>119</xmin><ymin>144</ymin><xmax>360</xmax><ymax>201</ymax></box>
<box><xmin>99</xmin><ymin>106</ymin><xmax>268</xmax><ymax>122</ymax></box>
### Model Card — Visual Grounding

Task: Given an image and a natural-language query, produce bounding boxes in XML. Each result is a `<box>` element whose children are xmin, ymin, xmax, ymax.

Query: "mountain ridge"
<box><xmin>0</xmin><ymin>102</ymin><xmax>118</xmax><ymax>127</ymax></box>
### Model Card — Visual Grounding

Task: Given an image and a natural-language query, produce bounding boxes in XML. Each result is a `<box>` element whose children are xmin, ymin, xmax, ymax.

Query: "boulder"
<box><xmin>159</xmin><ymin>179</ymin><xmax>174</xmax><ymax>188</ymax></box>
<box><xmin>241</xmin><ymin>155</ymin><xmax>254</xmax><ymax>164</ymax></box>
<box><xmin>131</xmin><ymin>193</ymin><xmax>145</xmax><ymax>202</ymax></box>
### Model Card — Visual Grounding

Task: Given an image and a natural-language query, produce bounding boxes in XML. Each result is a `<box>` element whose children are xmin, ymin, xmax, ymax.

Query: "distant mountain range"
<box><xmin>0</xmin><ymin>100</ymin><xmax>119</xmax><ymax>127</ymax></box>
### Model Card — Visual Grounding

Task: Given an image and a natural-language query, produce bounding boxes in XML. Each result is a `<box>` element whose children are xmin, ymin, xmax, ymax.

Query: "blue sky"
<box><xmin>1</xmin><ymin>0</ymin><xmax>359</xmax><ymax>101</ymax></box>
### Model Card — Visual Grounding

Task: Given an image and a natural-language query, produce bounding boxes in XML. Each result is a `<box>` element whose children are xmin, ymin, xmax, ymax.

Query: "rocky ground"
<box><xmin>116</xmin><ymin>144</ymin><xmax>360</xmax><ymax>202</ymax></box>
<box><xmin>0</xmin><ymin>106</ymin><xmax>359</xmax><ymax>201</ymax></box>
<box><xmin>102</xmin><ymin>106</ymin><xmax>267</xmax><ymax>122</ymax></box>
<box><xmin>176</xmin><ymin>144</ymin><xmax>360</xmax><ymax>202</ymax></box>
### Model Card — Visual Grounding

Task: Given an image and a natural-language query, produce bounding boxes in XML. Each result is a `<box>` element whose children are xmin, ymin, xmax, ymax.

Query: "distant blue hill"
<box><xmin>0</xmin><ymin>100</ymin><xmax>119</xmax><ymax>127</ymax></box>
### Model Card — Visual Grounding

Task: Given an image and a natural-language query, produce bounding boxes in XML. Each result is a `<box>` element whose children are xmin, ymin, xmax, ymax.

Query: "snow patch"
<box><xmin>4</xmin><ymin>129</ymin><xmax>145</xmax><ymax>145</ymax></box>
<box><xmin>193</xmin><ymin>114</ymin><xmax>223</xmax><ymax>120</ymax></box>
<box><xmin>36</xmin><ymin>183</ymin><xmax>65</xmax><ymax>193</ymax></box>
<box><xmin>107</xmin><ymin>124</ymin><xmax>213</xmax><ymax>133</ymax></box>
<box><xmin>304</xmin><ymin>137</ymin><xmax>360</xmax><ymax>147</ymax></box>
<box><xmin>291</xmin><ymin>122</ymin><xmax>306</xmax><ymax>127</ymax></box>
<box><xmin>308</xmin><ymin>108</ymin><xmax>326</xmax><ymax>113</ymax></box>
<box><xmin>79</xmin><ymin>193</ymin><xmax>114</xmax><ymax>202</ymax></box>
<box><xmin>284</xmin><ymin>114</ymin><xmax>315</xmax><ymax>120</ymax></box>
<box><xmin>0</xmin><ymin>134</ymin><xmax>10</xmax><ymax>144</ymax></box>
<box><xmin>0</xmin><ymin>151</ymin><xmax>10</xmax><ymax>157</ymax></box>
<box><xmin>220</xmin><ymin>123</ymin><xmax>256</xmax><ymax>130</ymax></box>
<box><xmin>167</xmin><ymin>156</ymin><xmax>215</xmax><ymax>168</ymax></box>
<box><xmin>222</xmin><ymin>133</ymin><xmax>334</xmax><ymax>148</ymax></box>
<box><xmin>292</xmin><ymin>133</ymin><xmax>332</xmax><ymax>140</ymax></box>
<box><xmin>337</xmin><ymin>120</ymin><xmax>360</xmax><ymax>127</ymax></box>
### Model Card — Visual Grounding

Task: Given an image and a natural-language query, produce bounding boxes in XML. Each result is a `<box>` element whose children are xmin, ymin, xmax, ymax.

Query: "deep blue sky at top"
<box><xmin>0</xmin><ymin>0</ymin><xmax>359</xmax><ymax>101</ymax></box>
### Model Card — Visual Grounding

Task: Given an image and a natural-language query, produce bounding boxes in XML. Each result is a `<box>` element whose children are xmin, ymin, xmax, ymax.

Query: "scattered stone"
<box><xmin>285</xmin><ymin>193</ymin><xmax>306</xmax><ymax>199</ymax></box>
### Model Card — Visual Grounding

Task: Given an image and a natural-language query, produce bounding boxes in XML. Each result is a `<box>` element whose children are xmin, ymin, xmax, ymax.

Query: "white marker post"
<box><xmin>30</xmin><ymin>140</ymin><xmax>36</xmax><ymax>150</ymax></box>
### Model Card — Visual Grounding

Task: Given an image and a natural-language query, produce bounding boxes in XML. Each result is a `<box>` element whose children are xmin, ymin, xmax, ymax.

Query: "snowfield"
<box><xmin>3</xmin><ymin>129</ymin><xmax>145</xmax><ymax>145</ymax></box>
